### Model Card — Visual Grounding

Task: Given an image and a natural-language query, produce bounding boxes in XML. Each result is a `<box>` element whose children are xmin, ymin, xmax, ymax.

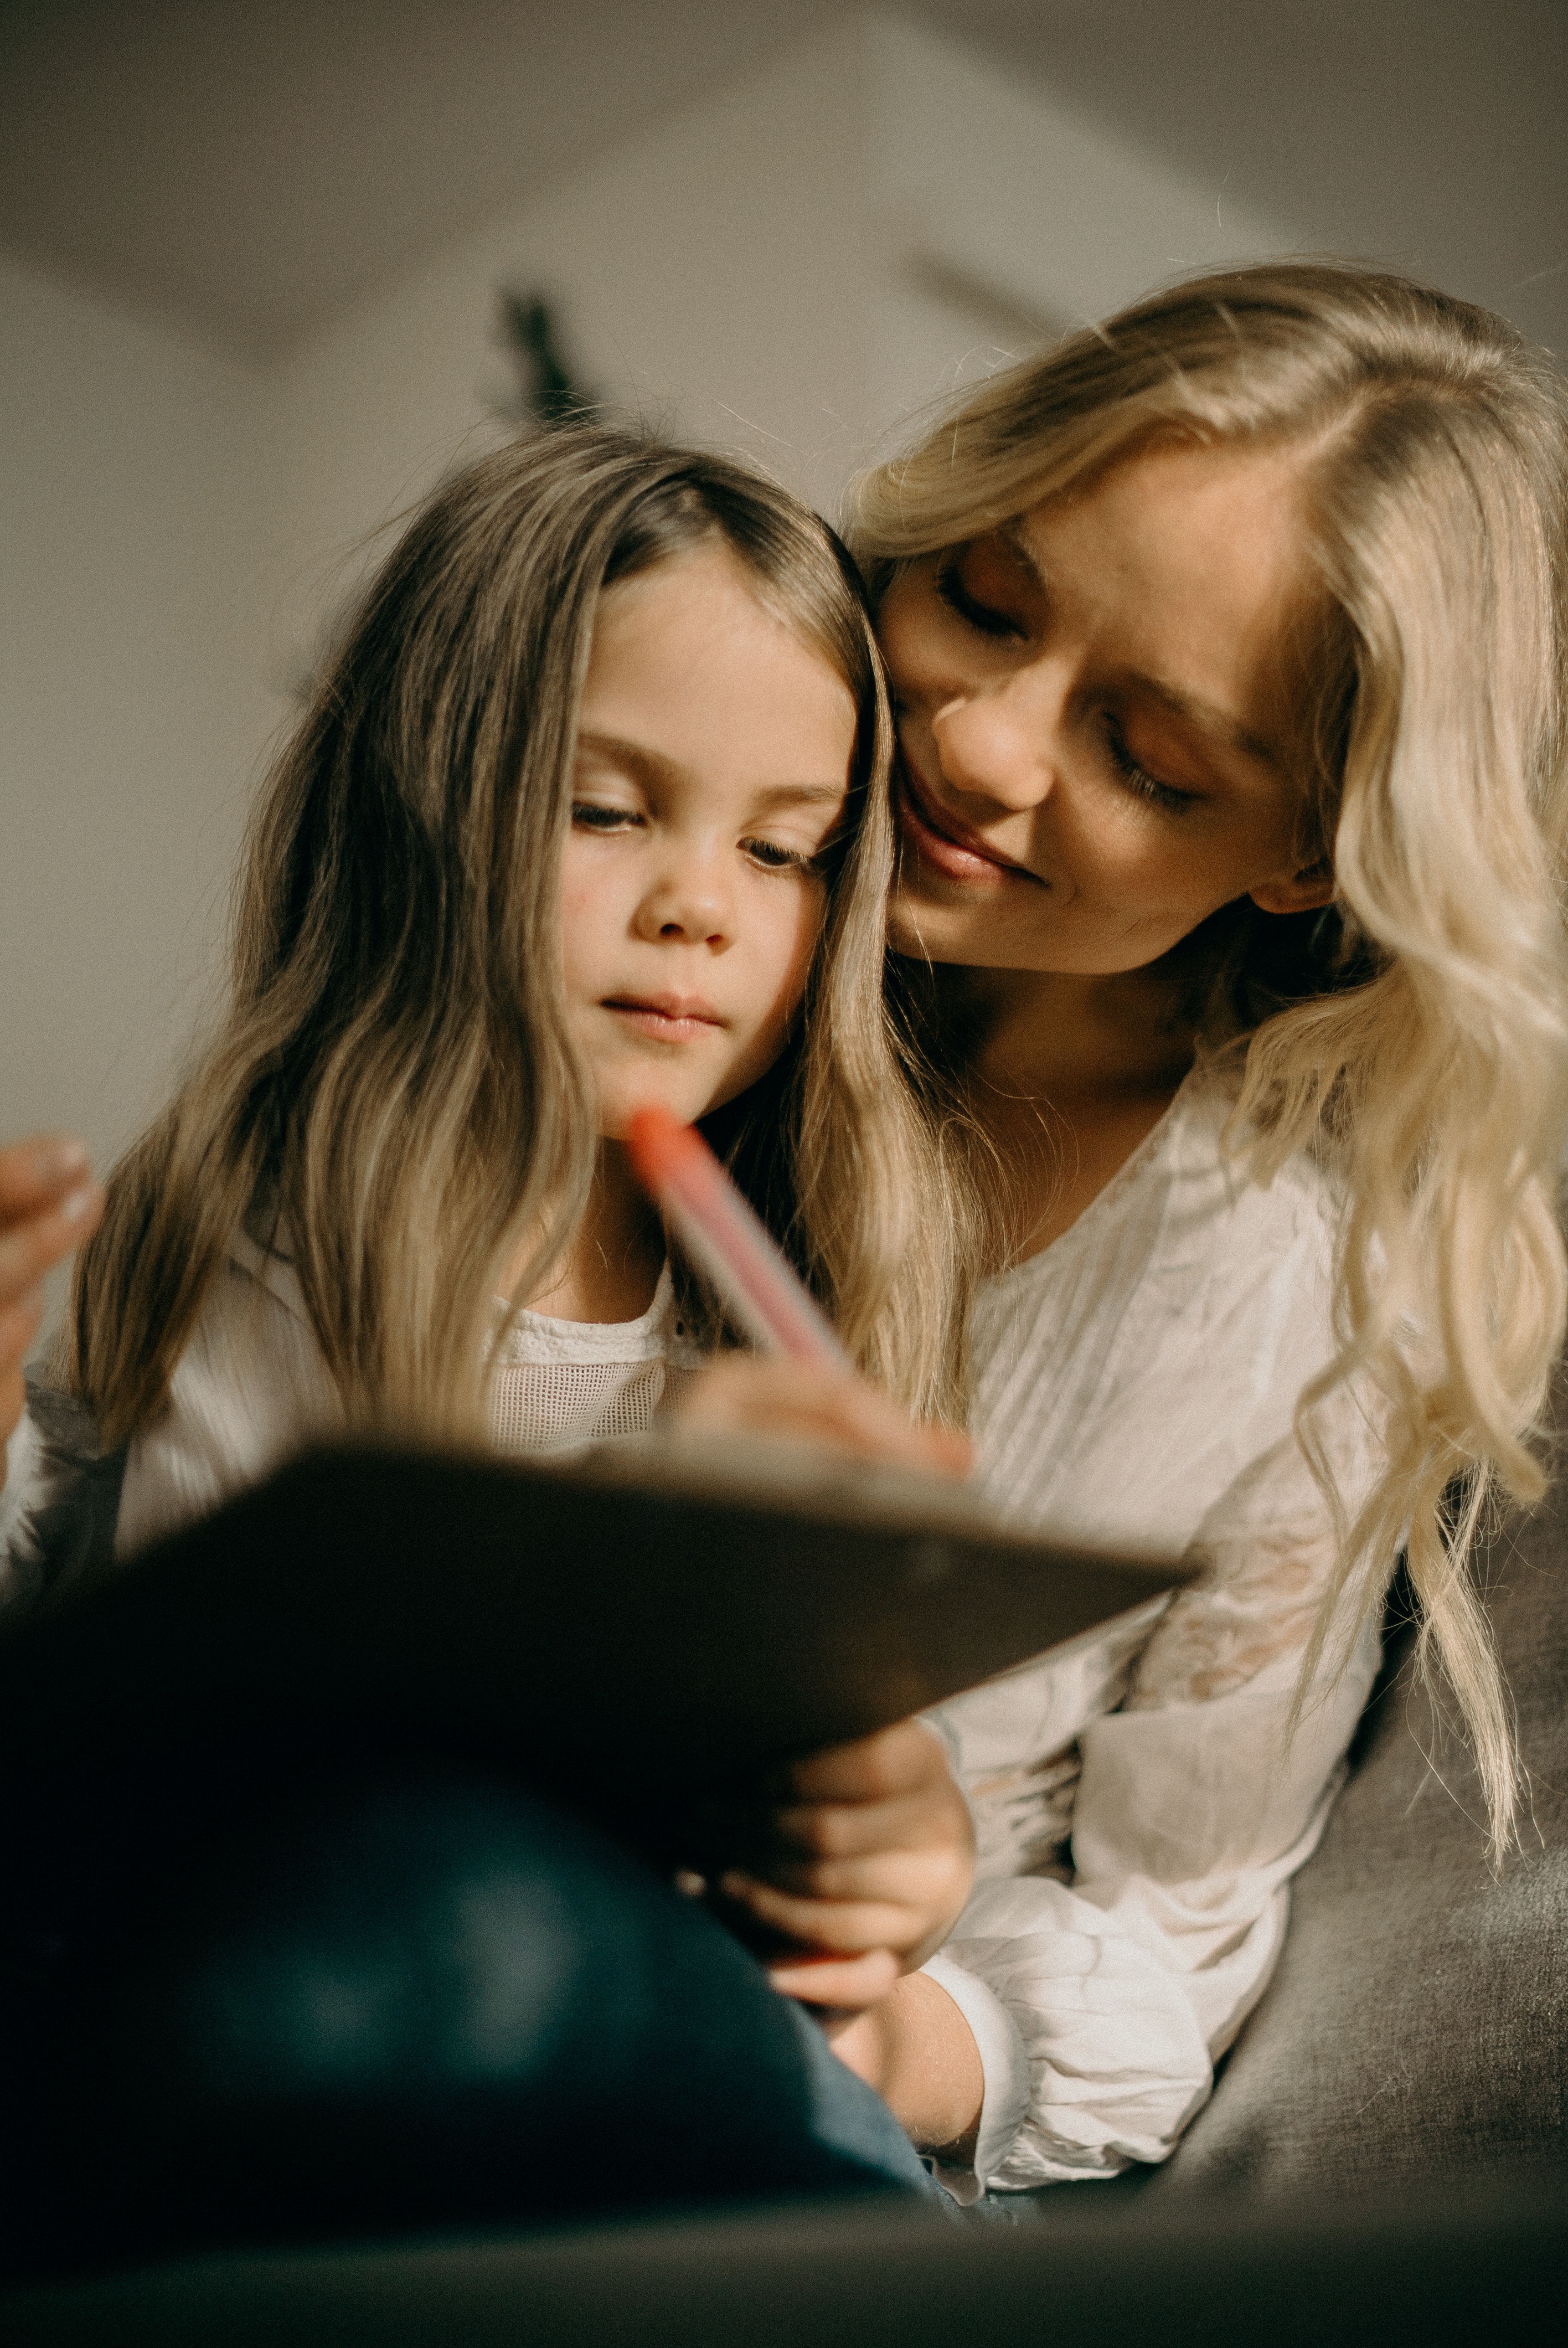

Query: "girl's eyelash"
<box><xmin>1103</xmin><ymin>723</ymin><xmax>1198</xmax><ymax>815</ymax></box>
<box><xmin>742</xmin><ymin>838</ymin><xmax>815</xmax><ymax>873</ymax></box>
<box><xmin>571</xmin><ymin>800</ymin><xmax>638</xmax><ymax>830</ymax></box>
<box><xmin>572</xmin><ymin>803</ymin><xmax>816</xmax><ymax>872</ymax></box>
<box><xmin>935</xmin><ymin>556</ymin><xmax>1025</xmax><ymax>641</ymax></box>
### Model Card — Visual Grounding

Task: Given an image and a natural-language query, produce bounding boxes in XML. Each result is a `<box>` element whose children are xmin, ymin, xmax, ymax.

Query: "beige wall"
<box><xmin>255</xmin><ymin>16</ymin><xmax>878</xmax><ymax>712</ymax></box>
<box><xmin>0</xmin><ymin>253</ymin><xmax>272</xmax><ymax>1180</ymax></box>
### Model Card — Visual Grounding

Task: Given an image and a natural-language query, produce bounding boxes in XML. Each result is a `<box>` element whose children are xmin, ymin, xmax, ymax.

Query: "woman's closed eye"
<box><xmin>1102</xmin><ymin>719</ymin><xmax>1200</xmax><ymax>816</ymax></box>
<box><xmin>935</xmin><ymin>553</ymin><xmax>1029</xmax><ymax>643</ymax></box>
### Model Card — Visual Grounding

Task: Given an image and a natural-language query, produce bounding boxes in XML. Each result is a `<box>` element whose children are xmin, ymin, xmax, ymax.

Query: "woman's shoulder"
<box><xmin>968</xmin><ymin>1059</ymin><xmax>1348</xmax><ymax>1552</ymax></box>
<box><xmin>981</xmin><ymin>1057</ymin><xmax>1339</xmax><ymax>1320</ymax></box>
<box><xmin>1167</xmin><ymin>1057</ymin><xmax>1341</xmax><ymax>1223</ymax></box>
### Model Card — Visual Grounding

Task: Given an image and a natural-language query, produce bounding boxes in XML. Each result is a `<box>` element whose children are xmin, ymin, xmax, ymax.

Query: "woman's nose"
<box><xmin>929</xmin><ymin>688</ymin><xmax>1055</xmax><ymax>816</ymax></box>
<box><xmin>632</xmin><ymin>854</ymin><xmax>734</xmax><ymax>949</ymax></box>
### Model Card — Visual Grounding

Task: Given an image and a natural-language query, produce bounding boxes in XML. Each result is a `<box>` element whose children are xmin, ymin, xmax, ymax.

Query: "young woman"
<box><xmin>694</xmin><ymin>262</ymin><xmax>1568</xmax><ymax>2200</ymax></box>
<box><xmin>0</xmin><ymin>428</ymin><xmax>979</xmax><ymax>2263</ymax></box>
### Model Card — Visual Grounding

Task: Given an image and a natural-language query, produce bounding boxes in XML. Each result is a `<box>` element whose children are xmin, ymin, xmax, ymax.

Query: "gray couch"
<box><xmin>3</xmin><ymin>1453</ymin><xmax>1564</xmax><ymax>2341</ymax></box>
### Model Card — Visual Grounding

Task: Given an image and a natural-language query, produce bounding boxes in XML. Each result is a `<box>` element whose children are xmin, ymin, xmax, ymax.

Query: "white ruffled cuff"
<box><xmin>0</xmin><ymin>1407</ymin><xmax>49</xmax><ymax>1584</ymax></box>
<box><xmin>919</xmin><ymin>1950</ymin><xmax>1032</xmax><ymax>2201</ymax></box>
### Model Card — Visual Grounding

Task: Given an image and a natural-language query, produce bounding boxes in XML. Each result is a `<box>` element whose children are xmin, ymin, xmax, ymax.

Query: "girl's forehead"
<box><xmin>591</xmin><ymin>547</ymin><xmax>858</xmax><ymax>702</ymax></box>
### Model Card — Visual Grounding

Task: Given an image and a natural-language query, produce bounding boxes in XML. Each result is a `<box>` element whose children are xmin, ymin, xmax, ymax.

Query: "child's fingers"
<box><xmin>767</xmin><ymin>1949</ymin><xmax>901</xmax><ymax>2009</ymax></box>
<box><xmin>775</xmin><ymin>1718</ymin><xmax>957</xmax><ymax>1806</ymax></box>
<box><xmin>0</xmin><ymin>1136</ymin><xmax>90</xmax><ymax>1221</ymax></box>
<box><xmin>673</xmin><ymin>1357</ymin><xmax>971</xmax><ymax>1481</ymax></box>
<box><xmin>0</xmin><ymin>1184</ymin><xmax>104</xmax><ymax>1305</ymax></box>
<box><xmin>765</xmin><ymin>1786</ymin><xmax>944</xmax><ymax>1862</ymax></box>
<box><xmin>732</xmin><ymin>1847</ymin><xmax>961</xmax><ymax>1907</ymax></box>
<box><xmin>718</xmin><ymin>1871</ymin><xmax>919</xmax><ymax>1953</ymax></box>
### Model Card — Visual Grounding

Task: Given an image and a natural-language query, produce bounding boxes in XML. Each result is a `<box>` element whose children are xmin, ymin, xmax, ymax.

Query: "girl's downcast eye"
<box><xmin>571</xmin><ymin>800</ymin><xmax>641</xmax><ymax>831</ymax></box>
<box><xmin>741</xmin><ymin>836</ymin><xmax>818</xmax><ymax>873</ymax></box>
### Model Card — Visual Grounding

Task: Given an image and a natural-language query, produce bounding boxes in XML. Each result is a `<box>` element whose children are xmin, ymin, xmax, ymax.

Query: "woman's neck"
<box><xmin>512</xmin><ymin>1141</ymin><xmax>666</xmax><ymax>1325</ymax></box>
<box><xmin>953</xmin><ymin>964</ymin><xmax>1195</xmax><ymax>1104</ymax></box>
<box><xmin>946</xmin><ymin>964</ymin><xmax>1197</xmax><ymax>1261</ymax></box>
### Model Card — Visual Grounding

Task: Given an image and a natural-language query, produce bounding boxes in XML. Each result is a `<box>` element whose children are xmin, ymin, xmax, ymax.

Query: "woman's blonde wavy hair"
<box><xmin>72</xmin><ymin>425</ymin><xmax>978</xmax><ymax>1456</ymax></box>
<box><xmin>853</xmin><ymin>263</ymin><xmax>1568</xmax><ymax>1850</ymax></box>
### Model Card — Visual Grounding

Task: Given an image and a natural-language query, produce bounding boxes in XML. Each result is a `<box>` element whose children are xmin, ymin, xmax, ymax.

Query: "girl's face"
<box><xmin>561</xmin><ymin>543</ymin><xmax>857</xmax><ymax>1137</ymax></box>
<box><xmin>877</xmin><ymin>440</ymin><xmax>1336</xmax><ymax>975</ymax></box>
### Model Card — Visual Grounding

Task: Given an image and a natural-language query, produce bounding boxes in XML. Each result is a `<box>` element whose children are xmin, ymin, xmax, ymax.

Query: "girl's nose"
<box><xmin>930</xmin><ymin>687</ymin><xmax>1056</xmax><ymax>817</ymax></box>
<box><xmin>633</xmin><ymin>856</ymin><xmax>734</xmax><ymax>949</ymax></box>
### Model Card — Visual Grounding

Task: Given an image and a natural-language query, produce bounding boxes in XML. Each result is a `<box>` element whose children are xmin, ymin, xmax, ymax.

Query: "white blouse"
<box><xmin>107</xmin><ymin>1238</ymin><xmax>706</xmax><ymax>1559</ymax></box>
<box><xmin>920</xmin><ymin>1062</ymin><xmax>1383</xmax><ymax>2196</ymax></box>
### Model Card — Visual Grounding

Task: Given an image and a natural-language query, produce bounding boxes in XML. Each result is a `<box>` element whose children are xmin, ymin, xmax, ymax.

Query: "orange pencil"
<box><xmin>625</xmin><ymin>1103</ymin><xmax>852</xmax><ymax>1368</ymax></box>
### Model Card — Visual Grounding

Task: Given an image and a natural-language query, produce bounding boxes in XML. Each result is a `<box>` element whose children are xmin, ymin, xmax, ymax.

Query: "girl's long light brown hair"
<box><xmin>73</xmin><ymin>426</ymin><xmax>979</xmax><ymax>1449</ymax></box>
<box><xmin>853</xmin><ymin>264</ymin><xmax>1568</xmax><ymax>1850</ymax></box>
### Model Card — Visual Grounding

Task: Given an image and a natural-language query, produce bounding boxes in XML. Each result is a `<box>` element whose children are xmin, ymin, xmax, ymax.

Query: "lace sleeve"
<box><xmin>926</xmin><ymin>1394</ymin><xmax>1386</xmax><ymax>2194</ymax></box>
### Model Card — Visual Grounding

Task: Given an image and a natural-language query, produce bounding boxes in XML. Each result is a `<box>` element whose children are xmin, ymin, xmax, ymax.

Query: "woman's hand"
<box><xmin>713</xmin><ymin>1717</ymin><xmax>976</xmax><ymax>2015</ymax></box>
<box><xmin>673</xmin><ymin>1355</ymin><xmax>972</xmax><ymax>1481</ymax></box>
<box><xmin>0</xmin><ymin>1136</ymin><xmax>102</xmax><ymax>1485</ymax></box>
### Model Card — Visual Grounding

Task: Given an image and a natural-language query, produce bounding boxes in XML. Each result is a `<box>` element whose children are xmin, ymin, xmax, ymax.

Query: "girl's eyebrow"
<box><xmin>749</xmin><ymin>782</ymin><xmax>848</xmax><ymax>811</ymax></box>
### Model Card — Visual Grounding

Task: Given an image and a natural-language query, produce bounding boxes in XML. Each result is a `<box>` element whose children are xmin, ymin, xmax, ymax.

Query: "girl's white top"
<box><xmin>0</xmin><ymin>1065</ymin><xmax>1383</xmax><ymax>2197</ymax></box>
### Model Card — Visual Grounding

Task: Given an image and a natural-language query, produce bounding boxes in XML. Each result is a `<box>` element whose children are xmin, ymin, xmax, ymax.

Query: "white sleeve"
<box><xmin>925</xmin><ymin>1402</ymin><xmax>1384</xmax><ymax>2195</ymax></box>
<box><xmin>0</xmin><ymin>1405</ymin><xmax>51</xmax><ymax>1595</ymax></box>
<box><xmin>115</xmin><ymin>1254</ymin><xmax>338</xmax><ymax>1557</ymax></box>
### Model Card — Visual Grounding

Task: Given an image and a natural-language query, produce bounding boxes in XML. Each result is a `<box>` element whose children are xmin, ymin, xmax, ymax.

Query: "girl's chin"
<box><xmin>594</xmin><ymin>1062</ymin><xmax>765</xmax><ymax>1143</ymax></box>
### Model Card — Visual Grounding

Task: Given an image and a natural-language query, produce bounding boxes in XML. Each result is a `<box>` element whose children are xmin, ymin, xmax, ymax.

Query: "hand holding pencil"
<box><xmin>626</xmin><ymin>1104</ymin><xmax>976</xmax><ymax>2019</ymax></box>
<box><xmin>626</xmin><ymin>1103</ymin><xmax>971</xmax><ymax>1481</ymax></box>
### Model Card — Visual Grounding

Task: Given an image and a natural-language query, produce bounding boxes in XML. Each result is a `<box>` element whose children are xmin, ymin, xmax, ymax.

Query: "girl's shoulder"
<box><xmin>489</xmin><ymin>1263</ymin><xmax>704</xmax><ymax>1372</ymax></box>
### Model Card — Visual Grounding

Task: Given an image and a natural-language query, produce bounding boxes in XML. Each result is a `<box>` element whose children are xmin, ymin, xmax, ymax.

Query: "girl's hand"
<box><xmin>714</xmin><ymin>1718</ymin><xmax>976</xmax><ymax>2015</ymax></box>
<box><xmin>0</xmin><ymin>1136</ymin><xmax>103</xmax><ymax>1485</ymax></box>
<box><xmin>672</xmin><ymin>1356</ymin><xmax>972</xmax><ymax>1481</ymax></box>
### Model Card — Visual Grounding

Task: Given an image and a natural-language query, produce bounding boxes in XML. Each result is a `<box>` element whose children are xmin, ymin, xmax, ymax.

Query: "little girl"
<box><xmin>0</xmin><ymin>426</ymin><xmax>977</xmax><ymax>2263</ymax></box>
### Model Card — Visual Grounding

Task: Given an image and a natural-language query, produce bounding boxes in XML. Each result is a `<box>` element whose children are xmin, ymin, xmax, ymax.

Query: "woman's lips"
<box><xmin>895</xmin><ymin>764</ymin><xmax>1040</xmax><ymax>887</ymax></box>
<box><xmin>602</xmin><ymin>994</ymin><xmax>726</xmax><ymax>1043</ymax></box>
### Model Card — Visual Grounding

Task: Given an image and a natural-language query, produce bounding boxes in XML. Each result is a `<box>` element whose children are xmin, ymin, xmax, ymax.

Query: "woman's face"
<box><xmin>878</xmin><ymin>440</ymin><xmax>1335</xmax><ymax>975</ymax></box>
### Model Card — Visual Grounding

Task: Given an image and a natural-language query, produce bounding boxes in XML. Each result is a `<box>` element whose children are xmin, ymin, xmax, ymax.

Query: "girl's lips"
<box><xmin>895</xmin><ymin>765</ymin><xmax>1040</xmax><ymax>887</ymax></box>
<box><xmin>602</xmin><ymin>996</ymin><xmax>726</xmax><ymax>1043</ymax></box>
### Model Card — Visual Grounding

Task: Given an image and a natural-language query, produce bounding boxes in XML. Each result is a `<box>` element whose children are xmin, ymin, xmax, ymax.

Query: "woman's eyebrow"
<box><xmin>998</xmin><ymin>518</ymin><xmax>1048</xmax><ymax>585</ymax></box>
<box><xmin>994</xmin><ymin>531</ymin><xmax>1280</xmax><ymax>767</ymax></box>
<box><xmin>1130</xmin><ymin>676</ymin><xmax>1280</xmax><ymax>766</ymax></box>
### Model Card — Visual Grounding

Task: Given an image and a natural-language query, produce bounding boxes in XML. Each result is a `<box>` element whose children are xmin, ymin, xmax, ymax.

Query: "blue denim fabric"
<box><xmin>8</xmin><ymin>1767</ymin><xmax>931</xmax><ymax>2277</ymax></box>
